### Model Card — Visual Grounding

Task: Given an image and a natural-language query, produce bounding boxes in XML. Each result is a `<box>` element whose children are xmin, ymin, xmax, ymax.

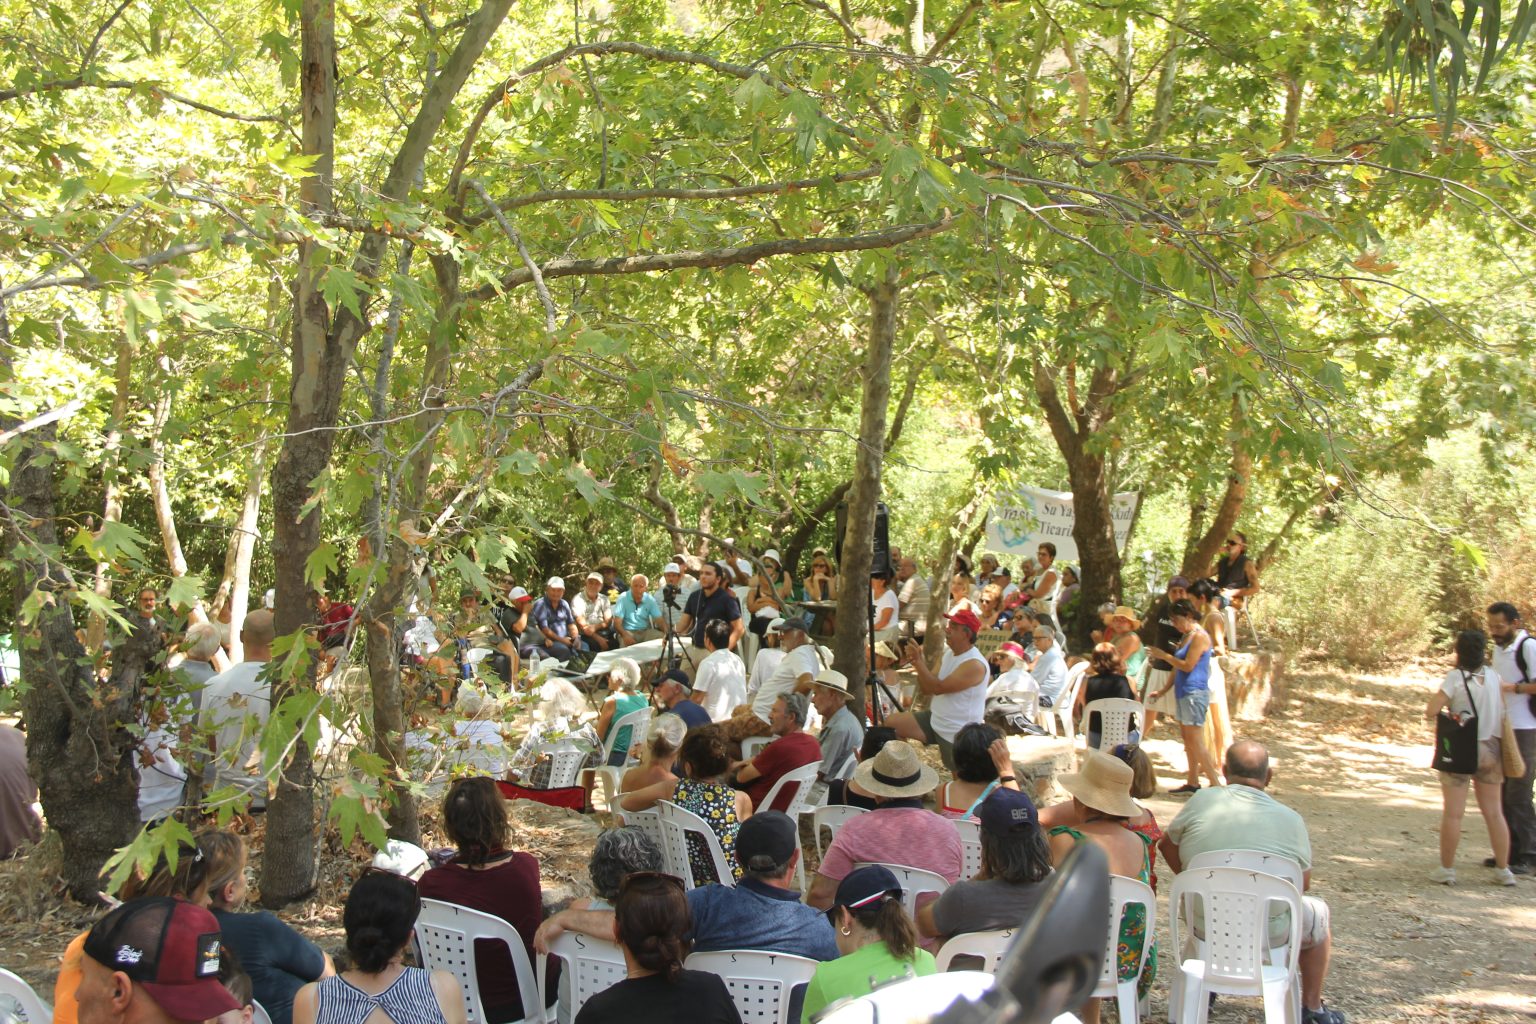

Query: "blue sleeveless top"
<box><xmin>1173</xmin><ymin>634</ymin><xmax>1211</xmax><ymax>698</ymax></box>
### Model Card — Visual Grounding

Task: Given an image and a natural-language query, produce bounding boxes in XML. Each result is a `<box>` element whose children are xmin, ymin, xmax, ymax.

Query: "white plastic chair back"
<box><xmin>250</xmin><ymin>1002</ymin><xmax>273</xmax><ymax>1024</ymax></box>
<box><xmin>741</xmin><ymin>735</ymin><xmax>772</xmax><ymax>760</ymax></box>
<box><xmin>684</xmin><ymin>949</ymin><xmax>819</xmax><ymax>1024</ymax></box>
<box><xmin>1054</xmin><ymin>662</ymin><xmax>1091</xmax><ymax>739</ymax></box>
<box><xmin>1185</xmin><ymin>850</ymin><xmax>1304</xmax><ymax>892</ymax></box>
<box><xmin>0</xmin><ymin>968</ymin><xmax>52</xmax><ymax>1024</ymax></box>
<box><xmin>811</xmin><ymin>805</ymin><xmax>867</xmax><ymax>860</ymax></box>
<box><xmin>587</xmin><ymin>706</ymin><xmax>653</xmax><ymax>809</ymax></box>
<box><xmin>543</xmin><ymin>747</ymin><xmax>588</xmax><ymax>789</ymax></box>
<box><xmin>759</xmin><ymin>760</ymin><xmax>823</xmax><ymax>817</ymax></box>
<box><xmin>657</xmin><ymin>799</ymin><xmax>736</xmax><ymax>889</ymax></box>
<box><xmin>1091</xmin><ymin>875</ymin><xmax>1156</xmax><ymax>1024</ymax></box>
<box><xmin>536</xmin><ymin>930</ymin><xmax>627</xmax><ymax>1021</ymax></box>
<box><xmin>416</xmin><ymin>898</ymin><xmax>545</xmax><ymax>1024</ymax></box>
<box><xmin>614</xmin><ymin>807</ymin><xmax>665</xmax><ymax>852</ymax></box>
<box><xmin>1084</xmin><ymin>698</ymin><xmax>1144</xmax><ymax>750</ymax></box>
<box><xmin>1169</xmin><ymin>867</ymin><xmax>1301</xmax><ymax>1024</ymax></box>
<box><xmin>933</xmin><ymin>928</ymin><xmax>1015</xmax><ymax>973</ymax></box>
<box><xmin>952</xmin><ymin>818</ymin><xmax>983</xmax><ymax>880</ymax></box>
<box><xmin>852</xmin><ymin>862</ymin><xmax>950</xmax><ymax>917</ymax></box>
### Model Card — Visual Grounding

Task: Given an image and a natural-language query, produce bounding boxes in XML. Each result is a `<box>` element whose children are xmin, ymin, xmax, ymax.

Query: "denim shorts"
<box><xmin>1176</xmin><ymin>689</ymin><xmax>1210</xmax><ymax>727</ymax></box>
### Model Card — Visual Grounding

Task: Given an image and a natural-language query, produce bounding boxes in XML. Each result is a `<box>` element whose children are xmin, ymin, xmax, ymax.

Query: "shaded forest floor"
<box><xmin>2</xmin><ymin>661</ymin><xmax>1533</xmax><ymax>1021</ymax></box>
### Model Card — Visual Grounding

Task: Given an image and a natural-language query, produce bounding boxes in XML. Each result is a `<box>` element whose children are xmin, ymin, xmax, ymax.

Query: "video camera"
<box><xmin>662</xmin><ymin>583</ymin><xmax>681</xmax><ymax>610</ymax></box>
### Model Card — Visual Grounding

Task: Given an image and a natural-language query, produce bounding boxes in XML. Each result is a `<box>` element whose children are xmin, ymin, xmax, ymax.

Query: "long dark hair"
<box><xmin>979</xmin><ymin>826</ymin><xmax>1053</xmax><ymax>885</ymax></box>
<box><xmin>344</xmin><ymin>871</ymin><xmax>421</xmax><ymax>973</ymax></box>
<box><xmin>442</xmin><ymin>777</ymin><xmax>509</xmax><ymax>866</ymax></box>
<box><xmin>615</xmin><ymin>873</ymin><xmax>692</xmax><ymax>982</ymax></box>
<box><xmin>679</xmin><ymin>725</ymin><xmax>732</xmax><ymax>779</ymax></box>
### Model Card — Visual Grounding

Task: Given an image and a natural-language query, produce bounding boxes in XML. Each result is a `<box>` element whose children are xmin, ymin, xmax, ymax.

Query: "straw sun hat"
<box><xmin>853</xmin><ymin>741</ymin><xmax>940</xmax><ymax>799</ymax></box>
<box><xmin>1057</xmin><ymin>750</ymin><xmax>1139</xmax><ymax>818</ymax></box>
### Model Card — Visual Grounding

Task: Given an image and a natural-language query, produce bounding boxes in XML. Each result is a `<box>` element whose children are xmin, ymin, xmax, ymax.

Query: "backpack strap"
<box><xmin>1515</xmin><ymin>636</ymin><xmax>1534</xmax><ymax>683</ymax></box>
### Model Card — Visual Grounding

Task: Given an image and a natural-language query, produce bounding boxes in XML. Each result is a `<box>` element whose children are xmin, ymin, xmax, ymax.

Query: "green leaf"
<box><xmin>101</xmin><ymin>817</ymin><xmax>197</xmax><ymax>896</ymax></box>
<box><xmin>448</xmin><ymin>551</ymin><xmax>493</xmax><ymax>598</ymax></box>
<box><xmin>165</xmin><ymin>574</ymin><xmax>204</xmax><ymax>612</ymax></box>
<box><xmin>305</xmin><ymin>542</ymin><xmax>339</xmax><ymax>590</ymax></box>
<box><xmin>319</xmin><ymin>266</ymin><xmax>368</xmax><ymax>319</ymax></box>
<box><xmin>71</xmin><ymin>587</ymin><xmax>133</xmax><ymax>633</ymax></box>
<box><xmin>731</xmin><ymin>74</ymin><xmax>776</xmax><ymax>116</ymax></box>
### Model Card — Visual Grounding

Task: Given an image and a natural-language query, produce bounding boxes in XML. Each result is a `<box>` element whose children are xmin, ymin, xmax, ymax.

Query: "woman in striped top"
<box><xmin>293</xmin><ymin>872</ymin><xmax>465</xmax><ymax>1024</ymax></box>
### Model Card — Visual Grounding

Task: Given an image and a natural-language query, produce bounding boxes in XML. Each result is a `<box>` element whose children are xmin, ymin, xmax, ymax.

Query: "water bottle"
<box><xmin>529</xmin><ymin>648</ymin><xmax>542</xmax><ymax>679</ymax></box>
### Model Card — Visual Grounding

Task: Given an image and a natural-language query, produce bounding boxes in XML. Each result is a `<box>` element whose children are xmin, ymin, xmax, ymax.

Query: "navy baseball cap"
<box><xmin>977</xmin><ymin>787</ymin><xmax>1040</xmax><ymax>837</ymax></box>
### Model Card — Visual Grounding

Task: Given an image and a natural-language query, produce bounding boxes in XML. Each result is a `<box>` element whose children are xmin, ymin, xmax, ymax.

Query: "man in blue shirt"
<box><xmin>613</xmin><ymin>573</ymin><xmax>664</xmax><ymax>646</ymax></box>
<box><xmin>526</xmin><ymin>577</ymin><xmax>580</xmax><ymax>661</ymax></box>
<box><xmin>655</xmin><ymin>669</ymin><xmax>712</xmax><ymax>730</ymax></box>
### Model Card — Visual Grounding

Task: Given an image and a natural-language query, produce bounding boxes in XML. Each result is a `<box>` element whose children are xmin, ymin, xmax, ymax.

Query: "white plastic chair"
<box><xmin>952</xmin><ymin>818</ymin><xmax>983</xmax><ymax>881</ymax></box>
<box><xmin>741</xmin><ymin>735</ymin><xmax>772</xmax><ymax>759</ymax></box>
<box><xmin>657</xmin><ymin>799</ymin><xmax>737</xmax><ymax>889</ymax></box>
<box><xmin>933</xmin><ymin>928</ymin><xmax>1014</xmax><ymax>973</ymax></box>
<box><xmin>415</xmin><ymin>898</ymin><xmax>545</xmax><ymax>1024</ymax></box>
<box><xmin>585</xmin><ymin>706</ymin><xmax>653</xmax><ymax>810</ymax></box>
<box><xmin>613</xmin><ymin>807</ymin><xmax>665</xmax><ymax>853</ymax></box>
<box><xmin>1091</xmin><ymin>875</ymin><xmax>1156</xmax><ymax>1024</ymax></box>
<box><xmin>757</xmin><ymin>760</ymin><xmax>822</xmax><ymax>888</ymax></box>
<box><xmin>811</xmin><ymin>805</ymin><xmax>866</xmax><ymax>861</ymax></box>
<box><xmin>250</xmin><ymin>1002</ymin><xmax>273</xmax><ymax>1024</ymax></box>
<box><xmin>536</xmin><ymin>930</ymin><xmax>626</xmax><ymax>1022</ymax></box>
<box><xmin>852</xmin><ymin>862</ymin><xmax>950</xmax><ymax>917</ymax></box>
<box><xmin>1084</xmin><ymin>698</ymin><xmax>1144</xmax><ymax>751</ymax></box>
<box><xmin>543</xmin><ymin>747</ymin><xmax>589</xmax><ymax>789</ymax></box>
<box><xmin>684</xmin><ymin>949</ymin><xmax>819</xmax><ymax>1024</ymax></box>
<box><xmin>1184</xmin><ymin>850</ymin><xmax>1306</xmax><ymax>1015</ymax></box>
<box><xmin>0</xmin><ymin>968</ymin><xmax>52</xmax><ymax>1024</ymax></box>
<box><xmin>1041</xmin><ymin>662</ymin><xmax>1090</xmax><ymax>739</ymax></box>
<box><xmin>1168</xmin><ymin>867</ymin><xmax>1301</xmax><ymax>1024</ymax></box>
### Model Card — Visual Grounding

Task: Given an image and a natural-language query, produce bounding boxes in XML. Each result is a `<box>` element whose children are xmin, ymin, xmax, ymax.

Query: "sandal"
<box><xmin>1170</xmin><ymin>783</ymin><xmax>1202</xmax><ymax>794</ymax></box>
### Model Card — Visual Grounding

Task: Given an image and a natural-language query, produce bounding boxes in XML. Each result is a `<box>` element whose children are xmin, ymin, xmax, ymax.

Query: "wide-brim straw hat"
<box><xmin>1057</xmin><ymin>750</ymin><xmax>1139</xmax><ymax>818</ymax></box>
<box><xmin>854</xmin><ymin>741</ymin><xmax>940</xmax><ymax>799</ymax></box>
<box><xmin>1110</xmin><ymin>606</ymin><xmax>1142</xmax><ymax>629</ymax></box>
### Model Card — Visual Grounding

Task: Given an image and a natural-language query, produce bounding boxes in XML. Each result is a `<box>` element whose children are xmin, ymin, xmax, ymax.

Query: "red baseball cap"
<box><xmin>83</xmin><ymin>897</ymin><xmax>239</xmax><ymax>1021</ymax></box>
<box><xmin>944</xmin><ymin>608</ymin><xmax>982</xmax><ymax>632</ymax></box>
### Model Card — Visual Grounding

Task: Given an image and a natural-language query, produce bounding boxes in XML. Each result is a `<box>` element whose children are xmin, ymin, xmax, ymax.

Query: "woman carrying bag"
<box><xmin>1426</xmin><ymin>629</ymin><xmax>1517</xmax><ymax>886</ymax></box>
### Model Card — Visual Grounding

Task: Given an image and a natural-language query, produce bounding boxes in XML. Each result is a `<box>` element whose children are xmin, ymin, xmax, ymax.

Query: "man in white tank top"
<box><xmin>885</xmin><ymin>608</ymin><xmax>990</xmax><ymax>772</ymax></box>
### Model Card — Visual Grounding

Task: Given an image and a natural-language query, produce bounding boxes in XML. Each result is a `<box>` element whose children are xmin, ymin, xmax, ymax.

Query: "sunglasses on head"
<box><xmin>619</xmin><ymin>870</ymin><xmax>685</xmax><ymax>893</ymax></box>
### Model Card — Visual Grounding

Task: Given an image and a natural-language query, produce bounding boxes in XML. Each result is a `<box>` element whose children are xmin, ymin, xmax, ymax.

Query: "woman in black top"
<box><xmin>1076</xmin><ymin>643</ymin><xmax>1137</xmax><ymax>749</ymax></box>
<box><xmin>573</xmin><ymin>872</ymin><xmax>741</xmax><ymax>1024</ymax></box>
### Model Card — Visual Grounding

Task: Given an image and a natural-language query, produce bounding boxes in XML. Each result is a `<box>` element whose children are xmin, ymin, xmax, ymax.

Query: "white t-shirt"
<box><xmin>1440</xmin><ymin>666</ymin><xmax>1504</xmax><ymax>741</ymax></box>
<box><xmin>1492</xmin><ymin>631</ymin><xmax>1536</xmax><ymax>731</ymax></box>
<box><xmin>200</xmin><ymin>660</ymin><xmax>272</xmax><ymax>795</ymax></box>
<box><xmin>695</xmin><ymin>648</ymin><xmax>748</xmax><ymax>722</ymax></box>
<box><xmin>138</xmin><ymin>726</ymin><xmax>187</xmax><ymax>823</ymax></box>
<box><xmin>872</xmin><ymin>589</ymin><xmax>901</xmax><ymax>633</ymax></box>
<box><xmin>930</xmin><ymin>645</ymin><xmax>990</xmax><ymax>743</ymax></box>
<box><xmin>749</xmin><ymin>648</ymin><xmax>785</xmax><ymax>699</ymax></box>
<box><xmin>752</xmin><ymin>644</ymin><xmax>821</xmax><ymax>720</ymax></box>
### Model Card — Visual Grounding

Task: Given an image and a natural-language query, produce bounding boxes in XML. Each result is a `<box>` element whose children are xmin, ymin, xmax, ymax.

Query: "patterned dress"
<box><xmin>673</xmin><ymin>777</ymin><xmax>742</xmax><ymax>883</ymax></box>
<box><xmin>1049</xmin><ymin>825</ymin><xmax>1158</xmax><ymax>997</ymax></box>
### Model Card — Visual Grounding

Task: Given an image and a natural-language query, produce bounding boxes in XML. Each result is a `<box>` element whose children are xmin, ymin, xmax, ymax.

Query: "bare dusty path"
<box><xmin>1135</xmin><ymin>662</ymin><xmax>1536</xmax><ymax>1023</ymax></box>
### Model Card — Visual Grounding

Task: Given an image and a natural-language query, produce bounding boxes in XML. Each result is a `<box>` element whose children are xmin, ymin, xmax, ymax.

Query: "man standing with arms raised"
<box><xmin>1489</xmin><ymin>602</ymin><xmax>1536</xmax><ymax>874</ymax></box>
<box><xmin>886</xmin><ymin>608</ymin><xmax>990</xmax><ymax>771</ymax></box>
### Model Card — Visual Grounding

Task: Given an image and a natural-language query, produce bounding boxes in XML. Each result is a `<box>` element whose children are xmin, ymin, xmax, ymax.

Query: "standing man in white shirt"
<box><xmin>1489</xmin><ymin>601</ymin><xmax>1536</xmax><ymax>874</ymax></box>
<box><xmin>727</xmin><ymin>616</ymin><xmax>819</xmax><ymax>745</ymax></box>
<box><xmin>199</xmin><ymin>610</ymin><xmax>275</xmax><ymax>804</ymax></box>
<box><xmin>692</xmin><ymin>618</ymin><xmax>748</xmax><ymax>722</ymax></box>
<box><xmin>886</xmin><ymin>608</ymin><xmax>989</xmax><ymax>771</ymax></box>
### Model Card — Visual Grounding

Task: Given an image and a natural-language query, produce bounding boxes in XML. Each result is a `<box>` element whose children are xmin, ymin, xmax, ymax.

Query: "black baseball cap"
<box><xmin>736</xmin><ymin>811</ymin><xmax>797</xmax><ymax>871</ymax></box>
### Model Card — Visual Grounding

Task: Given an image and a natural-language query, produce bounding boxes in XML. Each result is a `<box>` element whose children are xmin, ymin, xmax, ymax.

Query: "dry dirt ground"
<box><xmin>2</xmin><ymin>661</ymin><xmax>1533</xmax><ymax>1022</ymax></box>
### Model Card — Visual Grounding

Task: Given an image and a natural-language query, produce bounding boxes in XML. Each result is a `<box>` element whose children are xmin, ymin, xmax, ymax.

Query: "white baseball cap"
<box><xmin>547</xmin><ymin>576</ymin><xmax>565</xmax><ymax>589</ymax></box>
<box><xmin>663</xmin><ymin>562</ymin><xmax>681</xmax><ymax>575</ymax></box>
<box><xmin>586</xmin><ymin>571</ymin><xmax>603</xmax><ymax>583</ymax></box>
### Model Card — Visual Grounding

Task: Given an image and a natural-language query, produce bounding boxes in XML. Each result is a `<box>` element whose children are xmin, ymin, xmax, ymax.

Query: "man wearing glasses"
<box><xmin>1213</xmin><ymin>531</ymin><xmax>1261</xmax><ymax>643</ymax></box>
<box><xmin>1028</xmin><ymin>627</ymin><xmax>1068</xmax><ymax>708</ymax></box>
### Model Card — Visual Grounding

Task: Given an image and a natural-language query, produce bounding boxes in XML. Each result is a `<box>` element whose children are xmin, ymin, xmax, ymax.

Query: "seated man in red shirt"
<box><xmin>732</xmin><ymin>693</ymin><xmax>821</xmax><ymax>813</ymax></box>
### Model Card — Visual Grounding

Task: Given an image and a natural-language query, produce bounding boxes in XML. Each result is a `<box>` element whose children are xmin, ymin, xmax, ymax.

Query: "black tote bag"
<box><xmin>1432</xmin><ymin>671</ymin><xmax>1480</xmax><ymax>774</ymax></box>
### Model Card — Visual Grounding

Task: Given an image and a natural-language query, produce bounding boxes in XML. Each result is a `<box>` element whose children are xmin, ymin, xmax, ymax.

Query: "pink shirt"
<box><xmin>818</xmin><ymin>804</ymin><xmax>964</xmax><ymax>951</ymax></box>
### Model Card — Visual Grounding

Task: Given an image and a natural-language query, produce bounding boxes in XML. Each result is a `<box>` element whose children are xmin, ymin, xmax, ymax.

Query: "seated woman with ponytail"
<box><xmin>292</xmin><ymin>870</ymin><xmax>465</xmax><ymax>1024</ymax></box>
<box><xmin>802</xmin><ymin>865</ymin><xmax>935</xmax><ymax>1022</ymax></box>
<box><xmin>573</xmin><ymin>871</ymin><xmax>740</xmax><ymax>1024</ymax></box>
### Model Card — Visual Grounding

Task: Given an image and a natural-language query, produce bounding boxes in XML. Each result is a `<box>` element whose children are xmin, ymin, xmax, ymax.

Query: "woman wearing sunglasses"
<box><xmin>573</xmin><ymin>872</ymin><xmax>741</xmax><ymax>1024</ymax></box>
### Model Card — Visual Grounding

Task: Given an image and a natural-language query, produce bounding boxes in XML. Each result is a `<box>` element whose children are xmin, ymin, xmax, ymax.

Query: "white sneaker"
<box><xmin>1493</xmin><ymin>867</ymin><xmax>1517</xmax><ymax>887</ymax></box>
<box><xmin>1429</xmin><ymin>866</ymin><xmax>1456</xmax><ymax>885</ymax></box>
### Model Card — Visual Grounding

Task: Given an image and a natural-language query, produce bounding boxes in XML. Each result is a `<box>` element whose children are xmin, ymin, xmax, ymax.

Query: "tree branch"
<box><xmin>467</xmin><ymin>214</ymin><xmax>952</xmax><ymax>301</ymax></box>
<box><xmin>0</xmin><ymin>77</ymin><xmax>288</xmax><ymax>123</ymax></box>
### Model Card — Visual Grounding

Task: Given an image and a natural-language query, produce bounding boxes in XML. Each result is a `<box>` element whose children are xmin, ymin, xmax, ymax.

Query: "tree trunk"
<box><xmin>0</xmin><ymin>291</ymin><xmax>148</xmax><ymax>901</ymax></box>
<box><xmin>832</xmin><ymin>270</ymin><xmax>899</xmax><ymax>717</ymax></box>
<box><xmin>921</xmin><ymin>482</ymin><xmax>989</xmax><ymax>669</ymax></box>
<box><xmin>85</xmin><ymin>336</ymin><xmax>134</xmax><ymax>653</ymax></box>
<box><xmin>1181</xmin><ymin>492</ymin><xmax>1208</xmax><ymax>568</ymax></box>
<box><xmin>642</xmin><ymin>455</ymin><xmax>687</xmax><ymax>556</ymax></box>
<box><xmin>210</xmin><ymin>426</ymin><xmax>266</xmax><ymax>663</ymax></box>
<box><xmin>1182</xmin><ymin>397</ymin><xmax>1253</xmax><ymax>579</ymax></box>
<box><xmin>1034</xmin><ymin>360</ymin><xmax>1124</xmax><ymax>651</ymax></box>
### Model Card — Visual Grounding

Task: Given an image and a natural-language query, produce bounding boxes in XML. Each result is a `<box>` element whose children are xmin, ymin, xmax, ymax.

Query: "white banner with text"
<box><xmin>984</xmin><ymin>486</ymin><xmax>1140</xmax><ymax>563</ymax></box>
